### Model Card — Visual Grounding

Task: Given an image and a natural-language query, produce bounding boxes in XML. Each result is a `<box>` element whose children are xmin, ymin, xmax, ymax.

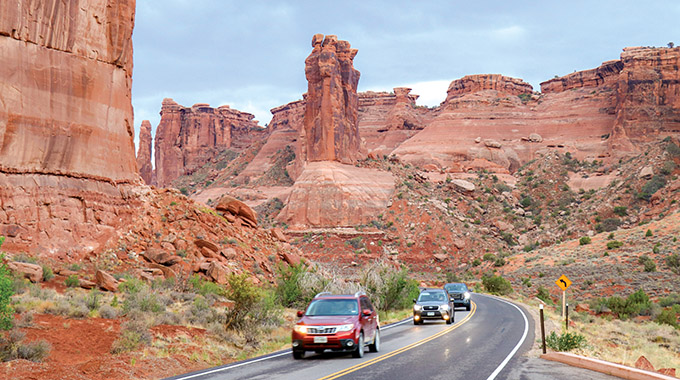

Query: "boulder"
<box><xmin>194</xmin><ymin>239</ymin><xmax>220</xmax><ymax>253</ymax></box>
<box><xmin>216</xmin><ymin>195</ymin><xmax>258</xmax><ymax>228</ymax></box>
<box><xmin>528</xmin><ymin>133</ymin><xmax>543</xmax><ymax>142</ymax></box>
<box><xmin>433</xmin><ymin>253</ymin><xmax>448</xmax><ymax>262</ymax></box>
<box><xmin>7</xmin><ymin>261</ymin><xmax>42</xmax><ymax>283</ymax></box>
<box><xmin>484</xmin><ymin>139</ymin><xmax>502</xmax><ymax>149</ymax></box>
<box><xmin>206</xmin><ymin>262</ymin><xmax>229</xmax><ymax>285</ymax></box>
<box><xmin>95</xmin><ymin>270</ymin><xmax>119</xmax><ymax>292</ymax></box>
<box><xmin>142</xmin><ymin>249</ymin><xmax>181</xmax><ymax>266</ymax></box>
<box><xmin>79</xmin><ymin>279</ymin><xmax>96</xmax><ymax>289</ymax></box>
<box><xmin>282</xmin><ymin>251</ymin><xmax>302</xmax><ymax>266</ymax></box>
<box><xmin>270</xmin><ymin>228</ymin><xmax>288</xmax><ymax>243</ymax></box>
<box><xmin>450</xmin><ymin>179</ymin><xmax>475</xmax><ymax>193</ymax></box>
<box><xmin>639</xmin><ymin>166</ymin><xmax>654</xmax><ymax>179</ymax></box>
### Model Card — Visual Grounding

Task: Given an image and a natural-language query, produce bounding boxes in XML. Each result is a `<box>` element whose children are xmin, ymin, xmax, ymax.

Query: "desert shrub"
<box><xmin>483</xmin><ymin>253</ymin><xmax>496</xmax><ymax>261</ymax></box>
<box><xmin>64</xmin><ymin>275</ymin><xmax>79</xmax><ymax>288</ymax></box>
<box><xmin>41</xmin><ymin>266</ymin><xmax>54</xmax><ymax>282</ymax></box>
<box><xmin>482</xmin><ymin>275</ymin><xmax>513</xmax><ymax>296</ymax></box>
<box><xmin>612</xmin><ymin>206</ymin><xmax>628</xmax><ymax>217</ymax></box>
<box><xmin>472</xmin><ymin>258</ymin><xmax>481</xmax><ymax>267</ymax></box>
<box><xmin>645</xmin><ymin>229</ymin><xmax>653</xmax><ymax>237</ymax></box>
<box><xmin>660</xmin><ymin>161</ymin><xmax>676</xmax><ymax>175</ymax></box>
<box><xmin>118</xmin><ymin>277</ymin><xmax>146</xmax><ymax>294</ymax></box>
<box><xmin>0</xmin><ymin>253</ymin><xmax>14</xmax><ymax>331</ymax></box>
<box><xmin>86</xmin><ymin>289</ymin><xmax>101</xmax><ymax>311</ymax></box>
<box><xmin>637</xmin><ymin>175</ymin><xmax>666</xmax><ymax>201</ymax></box>
<box><xmin>667</xmin><ymin>141</ymin><xmax>680</xmax><ymax>156</ymax></box>
<box><xmin>596</xmin><ymin>218</ymin><xmax>622</xmax><ymax>233</ymax></box>
<box><xmin>122</xmin><ymin>287</ymin><xmax>164</xmax><ymax>315</ymax></box>
<box><xmin>659</xmin><ymin>293</ymin><xmax>680</xmax><ymax>307</ymax></box>
<box><xmin>346</xmin><ymin>236</ymin><xmax>364</xmax><ymax>250</ymax></box>
<box><xmin>666</xmin><ymin>254</ymin><xmax>680</xmax><ymax>274</ymax></box>
<box><xmin>536</xmin><ymin>285</ymin><xmax>553</xmax><ymax>305</ymax></box>
<box><xmin>545</xmin><ymin>331</ymin><xmax>586</xmax><ymax>351</ymax></box>
<box><xmin>224</xmin><ymin>273</ymin><xmax>267</xmax><ymax>331</ymax></box>
<box><xmin>110</xmin><ymin>319</ymin><xmax>152</xmax><ymax>354</ymax></box>
<box><xmin>494</xmin><ymin>257</ymin><xmax>506</xmax><ymax>267</ymax></box>
<box><xmin>655</xmin><ymin>309</ymin><xmax>679</xmax><ymax>328</ymax></box>
<box><xmin>606</xmin><ymin>240</ymin><xmax>623</xmax><ymax>250</ymax></box>
<box><xmin>99</xmin><ymin>305</ymin><xmax>119</xmax><ymax>319</ymax></box>
<box><xmin>445</xmin><ymin>272</ymin><xmax>462</xmax><ymax>283</ymax></box>
<box><xmin>593</xmin><ymin>289</ymin><xmax>653</xmax><ymax>319</ymax></box>
<box><xmin>0</xmin><ymin>329</ymin><xmax>50</xmax><ymax>362</ymax></box>
<box><xmin>638</xmin><ymin>255</ymin><xmax>656</xmax><ymax>272</ymax></box>
<box><xmin>360</xmin><ymin>262</ymin><xmax>419</xmax><ymax>311</ymax></box>
<box><xmin>579</xmin><ymin>236</ymin><xmax>591</xmax><ymax>245</ymax></box>
<box><xmin>189</xmin><ymin>275</ymin><xmax>226</xmax><ymax>297</ymax></box>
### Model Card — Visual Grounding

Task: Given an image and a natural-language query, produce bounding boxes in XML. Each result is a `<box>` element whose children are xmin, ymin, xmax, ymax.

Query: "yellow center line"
<box><xmin>317</xmin><ymin>302</ymin><xmax>478</xmax><ymax>380</ymax></box>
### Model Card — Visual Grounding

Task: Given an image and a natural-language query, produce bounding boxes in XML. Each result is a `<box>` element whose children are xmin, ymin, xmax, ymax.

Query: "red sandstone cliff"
<box><xmin>137</xmin><ymin>120</ymin><xmax>154</xmax><ymax>185</ymax></box>
<box><xmin>0</xmin><ymin>0</ymin><xmax>142</xmax><ymax>255</ymax></box>
<box><xmin>153</xmin><ymin>99</ymin><xmax>267</xmax><ymax>187</ymax></box>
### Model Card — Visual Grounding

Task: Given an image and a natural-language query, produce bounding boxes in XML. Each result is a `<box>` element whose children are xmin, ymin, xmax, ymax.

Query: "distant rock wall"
<box><xmin>0</xmin><ymin>0</ymin><xmax>142</xmax><ymax>256</ymax></box>
<box><xmin>153</xmin><ymin>99</ymin><xmax>266</xmax><ymax>187</ymax></box>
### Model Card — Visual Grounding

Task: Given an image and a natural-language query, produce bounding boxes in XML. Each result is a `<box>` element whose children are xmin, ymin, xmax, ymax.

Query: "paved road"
<box><xmin>165</xmin><ymin>294</ymin><xmax>619</xmax><ymax>380</ymax></box>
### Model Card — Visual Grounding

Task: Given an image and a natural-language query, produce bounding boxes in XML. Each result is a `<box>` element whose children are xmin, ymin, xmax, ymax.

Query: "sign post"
<box><xmin>555</xmin><ymin>274</ymin><xmax>572</xmax><ymax>318</ymax></box>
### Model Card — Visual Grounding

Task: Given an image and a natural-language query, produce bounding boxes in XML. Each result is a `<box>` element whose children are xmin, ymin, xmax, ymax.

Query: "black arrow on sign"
<box><xmin>560</xmin><ymin>279</ymin><xmax>568</xmax><ymax>288</ymax></box>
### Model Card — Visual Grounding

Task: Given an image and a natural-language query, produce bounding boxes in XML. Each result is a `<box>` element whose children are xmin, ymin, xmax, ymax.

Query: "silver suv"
<box><xmin>413</xmin><ymin>288</ymin><xmax>453</xmax><ymax>325</ymax></box>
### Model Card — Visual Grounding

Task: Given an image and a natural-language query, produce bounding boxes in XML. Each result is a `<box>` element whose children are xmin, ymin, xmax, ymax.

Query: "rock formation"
<box><xmin>0</xmin><ymin>0</ymin><xmax>141</xmax><ymax>255</ymax></box>
<box><xmin>302</xmin><ymin>34</ymin><xmax>364</xmax><ymax>164</ymax></box>
<box><xmin>609</xmin><ymin>47</ymin><xmax>680</xmax><ymax>151</ymax></box>
<box><xmin>273</xmin><ymin>35</ymin><xmax>395</xmax><ymax>228</ymax></box>
<box><xmin>153</xmin><ymin>99</ymin><xmax>266</xmax><ymax>187</ymax></box>
<box><xmin>137</xmin><ymin>120</ymin><xmax>154</xmax><ymax>185</ymax></box>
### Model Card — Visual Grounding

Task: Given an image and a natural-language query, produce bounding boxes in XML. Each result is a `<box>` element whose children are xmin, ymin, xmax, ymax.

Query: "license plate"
<box><xmin>314</xmin><ymin>336</ymin><xmax>328</xmax><ymax>343</ymax></box>
<box><xmin>427</xmin><ymin>312</ymin><xmax>434</xmax><ymax>316</ymax></box>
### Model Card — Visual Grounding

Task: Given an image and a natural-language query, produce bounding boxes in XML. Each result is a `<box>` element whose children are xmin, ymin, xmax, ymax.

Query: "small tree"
<box><xmin>668</xmin><ymin>42</ymin><xmax>675</xmax><ymax>48</ymax></box>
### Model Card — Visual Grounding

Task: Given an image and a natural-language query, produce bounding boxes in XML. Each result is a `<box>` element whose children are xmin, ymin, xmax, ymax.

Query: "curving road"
<box><xmin>165</xmin><ymin>294</ymin><xmax>618</xmax><ymax>380</ymax></box>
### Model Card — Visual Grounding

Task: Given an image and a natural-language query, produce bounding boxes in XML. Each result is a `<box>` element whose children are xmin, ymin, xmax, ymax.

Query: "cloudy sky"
<box><xmin>131</xmin><ymin>1</ymin><xmax>680</xmax><ymax>146</ymax></box>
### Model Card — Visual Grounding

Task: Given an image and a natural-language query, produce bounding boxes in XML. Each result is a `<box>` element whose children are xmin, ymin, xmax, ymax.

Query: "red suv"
<box><xmin>292</xmin><ymin>292</ymin><xmax>380</xmax><ymax>359</ymax></box>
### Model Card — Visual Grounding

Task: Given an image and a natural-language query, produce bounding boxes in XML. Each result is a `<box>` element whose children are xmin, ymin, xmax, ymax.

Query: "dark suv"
<box><xmin>413</xmin><ymin>288</ymin><xmax>453</xmax><ymax>324</ymax></box>
<box><xmin>444</xmin><ymin>282</ymin><xmax>472</xmax><ymax>311</ymax></box>
<box><xmin>292</xmin><ymin>292</ymin><xmax>380</xmax><ymax>359</ymax></box>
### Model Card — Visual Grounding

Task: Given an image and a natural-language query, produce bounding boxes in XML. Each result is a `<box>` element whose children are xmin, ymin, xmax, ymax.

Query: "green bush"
<box><xmin>593</xmin><ymin>289</ymin><xmax>653</xmax><ymax>319</ymax></box>
<box><xmin>224</xmin><ymin>273</ymin><xmax>265</xmax><ymax>330</ymax></box>
<box><xmin>606</xmin><ymin>241</ymin><xmax>623</xmax><ymax>250</ymax></box>
<box><xmin>0</xmin><ymin>254</ymin><xmax>14</xmax><ymax>331</ymax></box>
<box><xmin>361</xmin><ymin>262</ymin><xmax>420</xmax><ymax>311</ymax></box>
<box><xmin>483</xmin><ymin>253</ymin><xmax>496</xmax><ymax>261</ymax></box>
<box><xmin>665</xmin><ymin>254</ymin><xmax>680</xmax><ymax>274</ymax></box>
<box><xmin>646</xmin><ymin>229</ymin><xmax>653</xmax><ymax>237</ymax></box>
<box><xmin>613</xmin><ymin>206</ymin><xmax>628</xmax><ymax>217</ymax></box>
<box><xmin>655</xmin><ymin>309</ymin><xmax>679</xmax><ymax>329</ymax></box>
<box><xmin>41</xmin><ymin>266</ymin><xmax>54</xmax><ymax>282</ymax></box>
<box><xmin>638</xmin><ymin>255</ymin><xmax>656</xmax><ymax>272</ymax></box>
<box><xmin>275</xmin><ymin>263</ymin><xmax>308</xmax><ymax>308</ymax></box>
<box><xmin>64</xmin><ymin>275</ymin><xmax>79</xmax><ymax>288</ymax></box>
<box><xmin>189</xmin><ymin>275</ymin><xmax>226</xmax><ymax>297</ymax></box>
<box><xmin>482</xmin><ymin>275</ymin><xmax>513</xmax><ymax>296</ymax></box>
<box><xmin>637</xmin><ymin>175</ymin><xmax>666</xmax><ymax>201</ymax></box>
<box><xmin>545</xmin><ymin>331</ymin><xmax>586</xmax><ymax>351</ymax></box>
<box><xmin>536</xmin><ymin>286</ymin><xmax>553</xmax><ymax>304</ymax></box>
<box><xmin>494</xmin><ymin>257</ymin><xmax>506</xmax><ymax>267</ymax></box>
<box><xmin>579</xmin><ymin>236</ymin><xmax>591</xmax><ymax>245</ymax></box>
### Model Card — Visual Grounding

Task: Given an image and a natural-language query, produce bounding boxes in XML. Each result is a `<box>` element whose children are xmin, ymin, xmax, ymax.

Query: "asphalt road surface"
<box><xmin>166</xmin><ymin>294</ymin><xmax>619</xmax><ymax>380</ymax></box>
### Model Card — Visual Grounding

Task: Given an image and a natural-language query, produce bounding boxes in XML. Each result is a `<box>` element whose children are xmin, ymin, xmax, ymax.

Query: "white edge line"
<box><xmin>172</xmin><ymin>317</ymin><xmax>413</xmax><ymax>380</ymax></box>
<box><xmin>173</xmin><ymin>351</ymin><xmax>291</xmax><ymax>380</ymax></box>
<box><xmin>479</xmin><ymin>294</ymin><xmax>529</xmax><ymax>380</ymax></box>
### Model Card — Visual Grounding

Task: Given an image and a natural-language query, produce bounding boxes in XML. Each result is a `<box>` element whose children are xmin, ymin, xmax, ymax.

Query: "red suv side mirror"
<box><xmin>362</xmin><ymin>309</ymin><xmax>372</xmax><ymax>316</ymax></box>
<box><xmin>296</xmin><ymin>310</ymin><xmax>304</xmax><ymax>317</ymax></box>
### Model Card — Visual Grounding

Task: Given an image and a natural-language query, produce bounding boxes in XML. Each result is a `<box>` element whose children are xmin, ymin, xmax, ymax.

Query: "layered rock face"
<box><xmin>153</xmin><ymin>99</ymin><xmax>266</xmax><ymax>187</ymax></box>
<box><xmin>302</xmin><ymin>34</ymin><xmax>364</xmax><ymax>164</ymax></box>
<box><xmin>137</xmin><ymin>120</ymin><xmax>154</xmax><ymax>185</ymax></box>
<box><xmin>609</xmin><ymin>47</ymin><xmax>680</xmax><ymax>151</ymax></box>
<box><xmin>277</xmin><ymin>162</ymin><xmax>394</xmax><ymax>227</ymax></box>
<box><xmin>0</xmin><ymin>0</ymin><xmax>141</xmax><ymax>255</ymax></box>
<box><xmin>446</xmin><ymin>74</ymin><xmax>533</xmax><ymax>100</ymax></box>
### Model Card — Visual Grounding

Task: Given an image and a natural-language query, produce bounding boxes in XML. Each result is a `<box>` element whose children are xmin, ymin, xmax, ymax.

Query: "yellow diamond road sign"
<box><xmin>556</xmin><ymin>275</ymin><xmax>572</xmax><ymax>291</ymax></box>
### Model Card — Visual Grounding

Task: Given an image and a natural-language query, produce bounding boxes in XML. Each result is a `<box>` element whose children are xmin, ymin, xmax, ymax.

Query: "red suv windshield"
<box><xmin>305</xmin><ymin>299</ymin><xmax>359</xmax><ymax>316</ymax></box>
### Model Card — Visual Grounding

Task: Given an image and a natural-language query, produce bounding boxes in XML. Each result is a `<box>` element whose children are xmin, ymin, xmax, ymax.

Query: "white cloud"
<box><xmin>399</xmin><ymin>80</ymin><xmax>451</xmax><ymax>107</ymax></box>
